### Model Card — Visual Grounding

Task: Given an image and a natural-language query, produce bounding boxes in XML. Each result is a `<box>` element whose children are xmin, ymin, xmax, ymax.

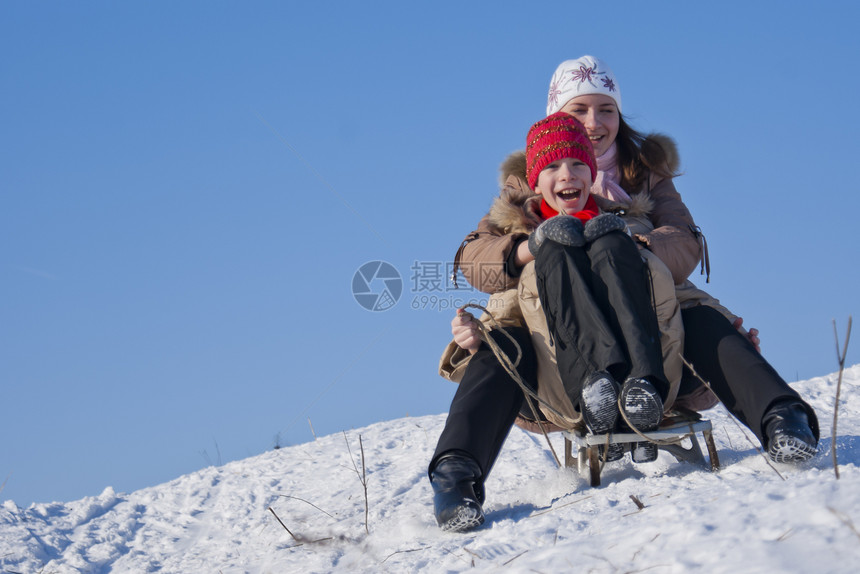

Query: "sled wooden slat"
<box><xmin>562</xmin><ymin>419</ymin><xmax>720</xmax><ymax>487</ymax></box>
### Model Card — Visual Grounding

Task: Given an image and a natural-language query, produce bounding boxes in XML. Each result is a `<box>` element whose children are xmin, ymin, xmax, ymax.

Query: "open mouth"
<box><xmin>558</xmin><ymin>189</ymin><xmax>581</xmax><ymax>201</ymax></box>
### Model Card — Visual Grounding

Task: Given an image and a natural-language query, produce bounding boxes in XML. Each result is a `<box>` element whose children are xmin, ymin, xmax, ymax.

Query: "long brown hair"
<box><xmin>615</xmin><ymin>115</ymin><xmax>677</xmax><ymax>193</ymax></box>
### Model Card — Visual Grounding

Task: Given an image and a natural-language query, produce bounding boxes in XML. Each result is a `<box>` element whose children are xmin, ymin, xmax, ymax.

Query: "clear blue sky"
<box><xmin>2</xmin><ymin>1</ymin><xmax>858</xmax><ymax>507</ymax></box>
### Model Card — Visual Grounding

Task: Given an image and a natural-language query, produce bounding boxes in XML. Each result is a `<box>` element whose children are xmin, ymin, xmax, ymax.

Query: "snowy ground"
<box><xmin>2</xmin><ymin>366</ymin><xmax>860</xmax><ymax>573</ymax></box>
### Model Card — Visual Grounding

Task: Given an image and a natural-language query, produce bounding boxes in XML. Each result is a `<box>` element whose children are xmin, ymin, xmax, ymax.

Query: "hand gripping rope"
<box><xmin>457</xmin><ymin>303</ymin><xmax>577</xmax><ymax>467</ymax></box>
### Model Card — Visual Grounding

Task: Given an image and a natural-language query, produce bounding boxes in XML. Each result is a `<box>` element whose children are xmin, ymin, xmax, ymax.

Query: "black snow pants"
<box><xmin>680</xmin><ymin>304</ymin><xmax>820</xmax><ymax>444</ymax></box>
<box><xmin>429</xmin><ymin>232</ymin><xmax>819</xmax><ymax>486</ymax></box>
<box><xmin>534</xmin><ymin>232</ymin><xmax>670</xmax><ymax>406</ymax></box>
<box><xmin>430</xmin><ymin>326</ymin><xmax>539</xmax><ymax>482</ymax></box>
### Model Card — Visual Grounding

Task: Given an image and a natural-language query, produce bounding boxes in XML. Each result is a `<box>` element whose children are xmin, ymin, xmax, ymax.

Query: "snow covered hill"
<box><xmin>3</xmin><ymin>366</ymin><xmax>860</xmax><ymax>573</ymax></box>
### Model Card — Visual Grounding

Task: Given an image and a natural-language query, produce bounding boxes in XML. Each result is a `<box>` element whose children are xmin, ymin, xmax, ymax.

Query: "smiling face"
<box><xmin>559</xmin><ymin>94</ymin><xmax>620</xmax><ymax>158</ymax></box>
<box><xmin>534</xmin><ymin>157</ymin><xmax>593</xmax><ymax>215</ymax></box>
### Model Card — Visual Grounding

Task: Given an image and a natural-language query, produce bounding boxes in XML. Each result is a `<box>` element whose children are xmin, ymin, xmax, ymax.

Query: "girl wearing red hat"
<box><xmin>430</xmin><ymin>112</ymin><xmax>671</xmax><ymax>532</ymax></box>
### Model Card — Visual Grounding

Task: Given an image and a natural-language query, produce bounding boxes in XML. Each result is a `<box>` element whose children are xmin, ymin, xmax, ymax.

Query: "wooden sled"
<box><xmin>562</xmin><ymin>412</ymin><xmax>720</xmax><ymax>487</ymax></box>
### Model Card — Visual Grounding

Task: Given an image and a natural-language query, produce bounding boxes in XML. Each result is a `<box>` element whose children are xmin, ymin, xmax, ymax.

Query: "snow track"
<box><xmin>3</xmin><ymin>367</ymin><xmax>860</xmax><ymax>573</ymax></box>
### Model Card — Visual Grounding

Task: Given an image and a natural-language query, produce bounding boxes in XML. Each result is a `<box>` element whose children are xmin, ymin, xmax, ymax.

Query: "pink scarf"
<box><xmin>592</xmin><ymin>143</ymin><xmax>632</xmax><ymax>204</ymax></box>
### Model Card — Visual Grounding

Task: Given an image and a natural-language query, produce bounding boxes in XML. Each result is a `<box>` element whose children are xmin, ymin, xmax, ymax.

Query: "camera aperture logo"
<box><xmin>352</xmin><ymin>260</ymin><xmax>502</xmax><ymax>312</ymax></box>
<box><xmin>352</xmin><ymin>261</ymin><xmax>403</xmax><ymax>312</ymax></box>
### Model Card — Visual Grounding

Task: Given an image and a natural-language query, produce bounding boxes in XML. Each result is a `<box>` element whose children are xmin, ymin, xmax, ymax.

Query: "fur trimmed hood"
<box><xmin>644</xmin><ymin>133</ymin><xmax>680</xmax><ymax>174</ymax></box>
<box><xmin>486</xmin><ymin>132</ymin><xmax>680</xmax><ymax>236</ymax></box>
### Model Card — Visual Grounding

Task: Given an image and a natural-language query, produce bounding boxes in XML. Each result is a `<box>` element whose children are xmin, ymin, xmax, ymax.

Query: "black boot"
<box><xmin>763</xmin><ymin>400</ymin><xmax>818</xmax><ymax>463</ymax></box>
<box><xmin>620</xmin><ymin>378</ymin><xmax>664</xmax><ymax>463</ymax></box>
<box><xmin>580</xmin><ymin>371</ymin><xmax>623</xmax><ymax>462</ymax></box>
<box><xmin>430</xmin><ymin>453</ymin><xmax>485</xmax><ymax>532</ymax></box>
<box><xmin>581</xmin><ymin>371</ymin><xmax>620</xmax><ymax>434</ymax></box>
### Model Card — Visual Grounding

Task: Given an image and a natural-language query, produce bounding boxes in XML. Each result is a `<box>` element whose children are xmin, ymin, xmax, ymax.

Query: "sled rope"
<box><xmin>458</xmin><ymin>304</ymin><xmax>580</xmax><ymax>426</ymax></box>
<box><xmin>459</xmin><ymin>304</ymin><xmax>566</xmax><ymax>468</ymax></box>
<box><xmin>459</xmin><ymin>303</ymin><xmax>683</xmax><ymax>454</ymax></box>
<box><xmin>616</xmin><ymin>398</ymin><xmax>686</xmax><ymax>446</ymax></box>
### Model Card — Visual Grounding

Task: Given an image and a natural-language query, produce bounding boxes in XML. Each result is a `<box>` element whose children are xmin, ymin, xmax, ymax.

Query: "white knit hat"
<box><xmin>546</xmin><ymin>55</ymin><xmax>622</xmax><ymax>116</ymax></box>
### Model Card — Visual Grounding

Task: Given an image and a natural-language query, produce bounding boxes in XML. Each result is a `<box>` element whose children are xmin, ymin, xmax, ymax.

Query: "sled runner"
<box><xmin>562</xmin><ymin>411</ymin><xmax>720</xmax><ymax>487</ymax></box>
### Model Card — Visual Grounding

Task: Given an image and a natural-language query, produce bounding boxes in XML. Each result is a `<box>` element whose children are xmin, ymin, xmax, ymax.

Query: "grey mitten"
<box><xmin>528</xmin><ymin>215</ymin><xmax>586</xmax><ymax>256</ymax></box>
<box><xmin>583</xmin><ymin>213</ymin><xmax>628</xmax><ymax>243</ymax></box>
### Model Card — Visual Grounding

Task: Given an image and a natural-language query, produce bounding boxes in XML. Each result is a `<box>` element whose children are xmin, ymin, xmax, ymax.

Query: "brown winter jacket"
<box><xmin>440</xmin><ymin>137</ymin><xmax>732</xmax><ymax>427</ymax></box>
<box><xmin>441</xmin><ymin>139</ymin><xmax>696</xmax><ymax>428</ymax></box>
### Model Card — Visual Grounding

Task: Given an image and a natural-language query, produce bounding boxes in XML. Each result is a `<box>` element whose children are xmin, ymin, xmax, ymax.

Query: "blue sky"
<box><xmin>2</xmin><ymin>0</ymin><xmax>858</xmax><ymax>507</ymax></box>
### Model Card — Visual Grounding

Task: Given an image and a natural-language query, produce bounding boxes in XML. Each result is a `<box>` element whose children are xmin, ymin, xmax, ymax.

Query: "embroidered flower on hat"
<box><xmin>569</xmin><ymin>64</ymin><xmax>599</xmax><ymax>86</ymax></box>
<box><xmin>547</xmin><ymin>80</ymin><xmax>563</xmax><ymax>113</ymax></box>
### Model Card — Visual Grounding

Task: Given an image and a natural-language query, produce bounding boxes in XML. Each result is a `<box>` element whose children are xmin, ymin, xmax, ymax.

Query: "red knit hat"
<box><xmin>526</xmin><ymin>112</ymin><xmax>597</xmax><ymax>190</ymax></box>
